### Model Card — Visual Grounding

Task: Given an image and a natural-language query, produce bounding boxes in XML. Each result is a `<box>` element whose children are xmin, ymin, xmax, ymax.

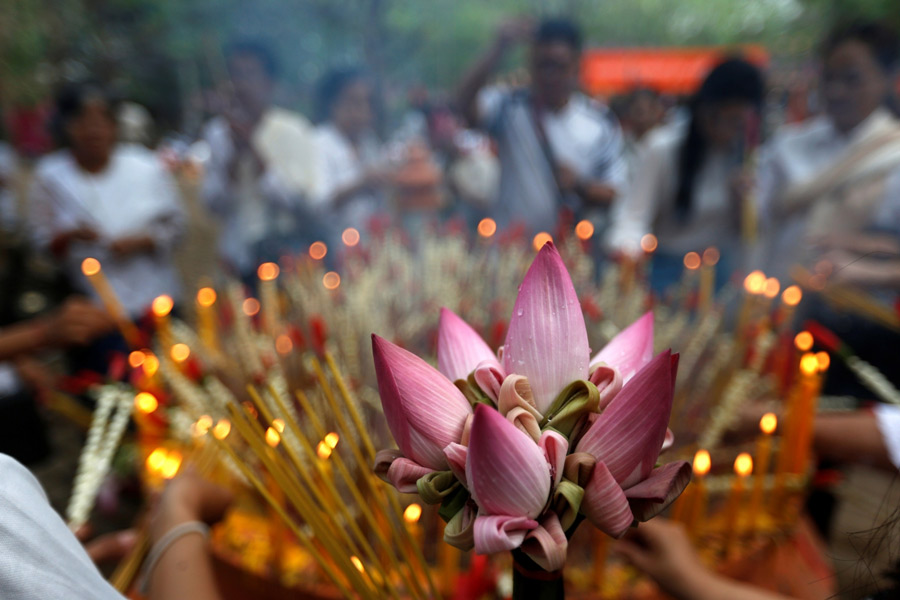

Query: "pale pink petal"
<box><xmin>438</xmin><ymin>308</ymin><xmax>502</xmax><ymax>381</ymax></box>
<box><xmin>466</xmin><ymin>404</ymin><xmax>551</xmax><ymax>519</ymax></box>
<box><xmin>460</xmin><ymin>413</ymin><xmax>473</xmax><ymax>447</ymax></box>
<box><xmin>575</xmin><ymin>351</ymin><xmax>674</xmax><ymax>484</ymax></box>
<box><xmin>581</xmin><ymin>461</ymin><xmax>634</xmax><ymax>538</ymax></box>
<box><xmin>590</xmin><ymin>311</ymin><xmax>654</xmax><ymax>382</ymax></box>
<box><xmin>661</xmin><ymin>428</ymin><xmax>675</xmax><ymax>453</ymax></box>
<box><xmin>503</xmin><ymin>242</ymin><xmax>590</xmax><ymax>414</ymax></box>
<box><xmin>539</xmin><ymin>430</ymin><xmax>568</xmax><ymax>490</ymax></box>
<box><xmin>385</xmin><ymin>457</ymin><xmax>435</xmax><ymax>494</ymax></box>
<box><xmin>505</xmin><ymin>406</ymin><xmax>541</xmax><ymax>442</ymax></box>
<box><xmin>373</xmin><ymin>449</ymin><xmax>404</xmax><ymax>484</ymax></box>
<box><xmin>521</xmin><ymin>512</ymin><xmax>568</xmax><ymax>572</ymax></box>
<box><xmin>473</xmin><ymin>514</ymin><xmax>538</xmax><ymax>555</ymax></box>
<box><xmin>563</xmin><ymin>452</ymin><xmax>597</xmax><ymax>488</ymax></box>
<box><xmin>473</xmin><ymin>361</ymin><xmax>505</xmax><ymax>402</ymax></box>
<box><xmin>589</xmin><ymin>364</ymin><xmax>624</xmax><ymax>410</ymax></box>
<box><xmin>443</xmin><ymin>442</ymin><xmax>468</xmax><ymax>488</ymax></box>
<box><xmin>497</xmin><ymin>375</ymin><xmax>542</xmax><ymax>420</ymax></box>
<box><xmin>372</xmin><ymin>334</ymin><xmax>473</xmax><ymax>470</ymax></box>
<box><xmin>625</xmin><ymin>461</ymin><xmax>692</xmax><ymax>522</ymax></box>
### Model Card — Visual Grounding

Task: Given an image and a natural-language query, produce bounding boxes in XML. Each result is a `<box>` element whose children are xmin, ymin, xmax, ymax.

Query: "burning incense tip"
<box><xmin>194</xmin><ymin>415</ymin><xmax>213</xmax><ymax>436</ymax></box>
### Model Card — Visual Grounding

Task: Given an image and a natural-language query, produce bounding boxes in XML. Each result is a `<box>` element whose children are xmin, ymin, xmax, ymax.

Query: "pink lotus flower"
<box><xmin>590</xmin><ymin>311</ymin><xmax>655</xmax><ymax>383</ymax></box>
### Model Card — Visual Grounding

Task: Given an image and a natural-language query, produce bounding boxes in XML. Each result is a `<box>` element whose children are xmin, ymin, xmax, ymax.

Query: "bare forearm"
<box><xmin>814</xmin><ymin>412</ymin><xmax>893</xmax><ymax>470</ymax></box>
<box><xmin>457</xmin><ymin>39</ymin><xmax>507</xmax><ymax>126</ymax></box>
<box><xmin>149</xmin><ymin>534</ymin><xmax>221</xmax><ymax>600</ymax></box>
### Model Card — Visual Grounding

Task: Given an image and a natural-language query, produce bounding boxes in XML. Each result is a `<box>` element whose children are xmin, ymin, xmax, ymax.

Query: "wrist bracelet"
<box><xmin>137</xmin><ymin>521</ymin><xmax>209</xmax><ymax>595</ymax></box>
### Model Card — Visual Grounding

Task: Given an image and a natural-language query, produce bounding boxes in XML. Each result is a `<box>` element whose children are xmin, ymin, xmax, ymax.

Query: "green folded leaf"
<box><xmin>455</xmin><ymin>377</ymin><xmax>495</xmax><ymax>409</ymax></box>
<box><xmin>540</xmin><ymin>380</ymin><xmax>600</xmax><ymax>440</ymax></box>
<box><xmin>552</xmin><ymin>478</ymin><xmax>585</xmax><ymax>532</ymax></box>
<box><xmin>438</xmin><ymin>485</ymin><xmax>471</xmax><ymax>522</ymax></box>
<box><xmin>417</xmin><ymin>470</ymin><xmax>460</xmax><ymax>505</ymax></box>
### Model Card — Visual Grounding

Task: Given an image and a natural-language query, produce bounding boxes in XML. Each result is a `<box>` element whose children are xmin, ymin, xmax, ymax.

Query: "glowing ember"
<box><xmin>759</xmin><ymin>413</ymin><xmax>777</xmax><ymax>435</ymax></box>
<box><xmin>151</xmin><ymin>295</ymin><xmax>174</xmax><ymax>317</ymax></box>
<box><xmin>275</xmin><ymin>334</ymin><xmax>293</xmax><ymax>354</ymax></box>
<box><xmin>799</xmin><ymin>353</ymin><xmax>819</xmax><ymax>376</ymax></box>
<box><xmin>323</xmin><ymin>271</ymin><xmax>341</xmax><ymax>290</ymax></box>
<box><xmin>403</xmin><ymin>503</ymin><xmax>423</xmax><ymax>523</ymax></box>
<box><xmin>81</xmin><ymin>257</ymin><xmax>101</xmax><ymax>276</ymax></box>
<box><xmin>242</xmin><ymin>298</ymin><xmax>260</xmax><ymax>317</ymax></box>
<box><xmin>128</xmin><ymin>351</ymin><xmax>146</xmax><ymax>368</ymax></box>
<box><xmin>350</xmin><ymin>556</ymin><xmax>364</xmax><ymax>573</ymax></box>
<box><xmin>342</xmin><ymin>228</ymin><xmax>361</xmax><ymax>247</ymax></box>
<box><xmin>734</xmin><ymin>452</ymin><xmax>753</xmax><ymax>477</ymax></box>
<box><xmin>532</xmin><ymin>232</ymin><xmax>553</xmax><ymax>252</ymax></box>
<box><xmin>265</xmin><ymin>427</ymin><xmax>281</xmax><ymax>447</ymax></box>
<box><xmin>197</xmin><ymin>287</ymin><xmax>217</xmax><ymax>307</ymax></box>
<box><xmin>575</xmin><ymin>220</ymin><xmax>594</xmax><ymax>241</ymax></box>
<box><xmin>134</xmin><ymin>392</ymin><xmax>158</xmax><ymax>414</ymax></box>
<box><xmin>316</xmin><ymin>440</ymin><xmax>333</xmax><ymax>460</ymax></box>
<box><xmin>324</xmin><ymin>432</ymin><xmax>339</xmax><ymax>449</ymax></box>
<box><xmin>640</xmin><ymin>233</ymin><xmax>658</xmax><ymax>253</ymax></box>
<box><xmin>781</xmin><ymin>285</ymin><xmax>802</xmax><ymax>306</ymax></box>
<box><xmin>702</xmin><ymin>247</ymin><xmax>720</xmax><ymax>266</ymax></box>
<box><xmin>170</xmin><ymin>343</ymin><xmax>190</xmax><ymax>363</ymax></box>
<box><xmin>309</xmin><ymin>241</ymin><xmax>328</xmax><ymax>260</ymax></box>
<box><xmin>683</xmin><ymin>252</ymin><xmax>701</xmax><ymax>270</ymax></box>
<box><xmin>693</xmin><ymin>449</ymin><xmax>711</xmax><ymax>476</ymax></box>
<box><xmin>477</xmin><ymin>218</ymin><xmax>497</xmax><ymax>238</ymax></box>
<box><xmin>212</xmin><ymin>419</ymin><xmax>231</xmax><ymax>440</ymax></box>
<box><xmin>257</xmin><ymin>262</ymin><xmax>280</xmax><ymax>281</ymax></box>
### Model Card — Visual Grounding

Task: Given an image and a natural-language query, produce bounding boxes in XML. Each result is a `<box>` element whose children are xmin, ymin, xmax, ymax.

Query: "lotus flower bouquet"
<box><xmin>372</xmin><ymin>243</ymin><xmax>690</xmax><ymax>599</ymax></box>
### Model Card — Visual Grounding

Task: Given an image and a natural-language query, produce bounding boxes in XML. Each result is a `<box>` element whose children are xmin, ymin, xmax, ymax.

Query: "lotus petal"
<box><xmin>372</xmin><ymin>334</ymin><xmax>473</xmax><ymax>470</ymax></box>
<box><xmin>443</xmin><ymin>442</ymin><xmax>468</xmax><ymax>488</ymax></box>
<box><xmin>521</xmin><ymin>512</ymin><xmax>568</xmax><ymax>572</ymax></box>
<box><xmin>466</xmin><ymin>404</ymin><xmax>551</xmax><ymax>519</ymax></box>
<box><xmin>503</xmin><ymin>242</ymin><xmax>590</xmax><ymax>413</ymax></box>
<box><xmin>581</xmin><ymin>461</ymin><xmax>634</xmax><ymax>538</ymax></box>
<box><xmin>539</xmin><ymin>430</ymin><xmax>568</xmax><ymax>490</ymax></box>
<box><xmin>590</xmin><ymin>312</ymin><xmax>654</xmax><ymax>382</ymax></box>
<box><xmin>625</xmin><ymin>461</ymin><xmax>692</xmax><ymax>522</ymax></box>
<box><xmin>438</xmin><ymin>308</ymin><xmax>502</xmax><ymax>381</ymax></box>
<box><xmin>589</xmin><ymin>364</ymin><xmax>623</xmax><ymax>410</ymax></box>
<box><xmin>575</xmin><ymin>351</ymin><xmax>674</xmax><ymax>484</ymax></box>
<box><xmin>385</xmin><ymin>457</ymin><xmax>434</xmax><ymax>494</ymax></box>
<box><xmin>473</xmin><ymin>361</ymin><xmax>505</xmax><ymax>402</ymax></box>
<box><xmin>473</xmin><ymin>514</ymin><xmax>538</xmax><ymax>555</ymax></box>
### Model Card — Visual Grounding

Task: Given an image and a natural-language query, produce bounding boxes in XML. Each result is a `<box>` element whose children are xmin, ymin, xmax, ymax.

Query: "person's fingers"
<box><xmin>613</xmin><ymin>538</ymin><xmax>654</xmax><ymax>573</ymax></box>
<box><xmin>74</xmin><ymin>523</ymin><xmax>94</xmax><ymax>543</ymax></box>
<box><xmin>84</xmin><ymin>529</ymin><xmax>139</xmax><ymax>564</ymax></box>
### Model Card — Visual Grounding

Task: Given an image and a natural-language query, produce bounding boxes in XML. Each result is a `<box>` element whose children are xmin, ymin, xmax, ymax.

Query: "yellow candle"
<box><xmin>698</xmin><ymin>247</ymin><xmax>719</xmax><ymax>312</ymax></box>
<box><xmin>724</xmin><ymin>453</ymin><xmax>752</xmax><ymax>558</ymax></box>
<box><xmin>680</xmin><ymin>252</ymin><xmax>701</xmax><ymax>312</ymax></box>
<box><xmin>777</xmin><ymin>285</ymin><xmax>802</xmax><ymax>332</ymax></box>
<box><xmin>686</xmin><ymin>449</ymin><xmax>711</xmax><ymax>536</ymax></box>
<box><xmin>403</xmin><ymin>503</ymin><xmax>424</xmax><ymax>552</ymax></box>
<box><xmin>592</xmin><ymin>527</ymin><xmax>609</xmax><ymax>591</ymax></box>
<box><xmin>196</xmin><ymin>287</ymin><xmax>219</xmax><ymax>352</ymax></box>
<box><xmin>793</xmin><ymin>353</ymin><xmax>824</xmax><ymax>473</ymax></box>
<box><xmin>437</xmin><ymin>521</ymin><xmax>460</xmax><ymax>593</ymax></box>
<box><xmin>748</xmin><ymin>413</ymin><xmax>777</xmax><ymax>532</ymax></box>
<box><xmin>80</xmin><ymin>258</ymin><xmax>139</xmax><ymax>347</ymax></box>
<box><xmin>257</xmin><ymin>262</ymin><xmax>280</xmax><ymax>335</ymax></box>
<box><xmin>151</xmin><ymin>294</ymin><xmax>174</xmax><ymax>351</ymax></box>
<box><xmin>737</xmin><ymin>270</ymin><xmax>766</xmax><ymax>336</ymax></box>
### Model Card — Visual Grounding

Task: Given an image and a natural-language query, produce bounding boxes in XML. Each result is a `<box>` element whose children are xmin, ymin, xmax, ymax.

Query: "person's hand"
<box><xmin>109</xmin><ymin>235</ymin><xmax>155</xmax><ymax>257</ymax></box>
<box><xmin>50</xmin><ymin>226</ymin><xmax>99</xmax><ymax>256</ymax></box>
<box><xmin>75</xmin><ymin>524</ymin><xmax>139</xmax><ymax>565</ymax></box>
<box><xmin>150</xmin><ymin>469</ymin><xmax>234</xmax><ymax>544</ymax></box>
<box><xmin>44</xmin><ymin>297</ymin><xmax>115</xmax><ymax>347</ymax></box>
<box><xmin>615</xmin><ymin>519</ymin><xmax>710</xmax><ymax>599</ymax></box>
<box><xmin>495</xmin><ymin>18</ymin><xmax>534</xmax><ymax>50</ymax></box>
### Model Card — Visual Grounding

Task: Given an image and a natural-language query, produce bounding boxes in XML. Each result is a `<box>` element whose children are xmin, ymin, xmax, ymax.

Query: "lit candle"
<box><xmin>748</xmin><ymin>413</ymin><xmax>777</xmax><ymax>531</ymax></box>
<box><xmin>777</xmin><ymin>285</ymin><xmax>802</xmax><ymax>332</ymax></box>
<box><xmin>403</xmin><ymin>503</ymin><xmax>424</xmax><ymax>551</ymax></box>
<box><xmin>196</xmin><ymin>287</ymin><xmax>219</xmax><ymax>353</ymax></box>
<box><xmin>698</xmin><ymin>247</ymin><xmax>719</xmax><ymax>312</ymax></box>
<box><xmin>257</xmin><ymin>262</ymin><xmax>280</xmax><ymax>335</ymax></box>
<box><xmin>680</xmin><ymin>252</ymin><xmax>702</xmax><ymax>312</ymax></box>
<box><xmin>151</xmin><ymin>295</ymin><xmax>174</xmax><ymax>351</ymax></box>
<box><xmin>685</xmin><ymin>449</ymin><xmax>711</xmax><ymax>536</ymax></box>
<box><xmin>592</xmin><ymin>526</ymin><xmax>609</xmax><ymax>591</ymax></box>
<box><xmin>737</xmin><ymin>270</ymin><xmax>766</xmax><ymax>337</ymax></box>
<box><xmin>80</xmin><ymin>258</ymin><xmax>139</xmax><ymax>347</ymax></box>
<box><xmin>792</xmin><ymin>352</ymin><xmax>825</xmax><ymax>473</ymax></box>
<box><xmin>724</xmin><ymin>452</ymin><xmax>753</xmax><ymax>557</ymax></box>
<box><xmin>437</xmin><ymin>521</ymin><xmax>460</xmax><ymax>593</ymax></box>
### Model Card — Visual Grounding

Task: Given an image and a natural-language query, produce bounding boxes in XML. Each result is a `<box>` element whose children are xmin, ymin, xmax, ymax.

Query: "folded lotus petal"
<box><xmin>444</xmin><ymin>503</ymin><xmax>477</xmax><ymax>551</ymax></box>
<box><xmin>563</xmin><ymin>452</ymin><xmax>597</xmax><ymax>488</ymax></box>
<box><xmin>581</xmin><ymin>461</ymin><xmax>634</xmax><ymax>538</ymax></box>
<box><xmin>539</xmin><ymin>430</ymin><xmax>568</xmax><ymax>490</ymax></box>
<box><xmin>438</xmin><ymin>308</ymin><xmax>502</xmax><ymax>381</ymax></box>
<box><xmin>506</xmin><ymin>406</ymin><xmax>541</xmax><ymax>443</ymax></box>
<box><xmin>497</xmin><ymin>375</ymin><xmax>542</xmax><ymax>421</ymax></box>
<box><xmin>661</xmin><ymin>428</ymin><xmax>675</xmax><ymax>453</ymax></box>
<box><xmin>372</xmin><ymin>334</ymin><xmax>473</xmax><ymax>470</ymax></box>
<box><xmin>625</xmin><ymin>461</ymin><xmax>692</xmax><ymax>522</ymax></box>
<box><xmin>386</xmin><ymin>457</ymin><xmax>435</xmax><ymax>494</ymax></box>
<box><xmin>460</xmin><ymin>413</ymin><xmax>473</xmax><ymax>447</ymax></box>
<box><xmin>503</xmin><ymin>242</ymin><xmax>590</xmax><ymax>414</ymax></box>
<box><xmin>520</xmin><ymin>512</ymin><xmax>568</xmax><ymax>572</ymax></box>
<box><xmin>589</xmin><ymin>364</ymin><xmax>623</xmax><ymax>410</ymax></box>
<box><xmin>473</xmin><ymin>514</ymin><xmax>538</xmax><ymax>555</ymax></box>
<box><xmin>443</xmin><ymin>442</ymin><xmax>468</xmax><ymax>488</ymax></box>
<box><xmin>374</xmin><ymin>448</ymin><xmax>404</xmax><ymax>484</ymax></box>
<box><xmin>575</xmin><ymin>350</ymin><xmax>674</xmax><ymax>484</ymax></box>
<box><xmin>473</xmin><ymin>361</ymin><xmax>505</xmax><ymax>402</ymax></box>
<box><xmin>590</xmin><ymin>311</ymin><xmax>654</xmax><ymax>382</ymax></box>
<box><xmin>466</xmin><ymin>404</ymin><xmax>551</xmax><ymax>519</ymax></box>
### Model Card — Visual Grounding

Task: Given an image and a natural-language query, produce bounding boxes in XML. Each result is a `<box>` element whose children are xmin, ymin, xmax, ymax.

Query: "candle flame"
<box><xmin>693</xmin><ymin>449</ymin><xmax>711</xmax><ymax>476</ymax></box>
<box><xmin>275</xmin><ymin>334</ymin><xmax>293</xmax><ymax>355</ymax></box>
<box><xmin>794</xmin><ymin>331</ymin><xmax>813</xmax><ymax>351</ymax></box>
<box><xmin>242</xmin><ymin>297</ymin><xmax>260</xmax><ymax>316</ymax></box>
<box><xmin>743</xmin><ymin>270</ymin><xmax>766</xmax><ymax>294</ymax></box>
<box><xmin>815</xmin><ymin>351</ymin><xmax>831</xmax><ymax>371</ymax></box>
<box><xmin>197</xmin><ymin>287</ymin><xmax>217</xmax><ymax>307</ymax></box>
<box><xmin>265</xmin><ymin>427</ymin><xmax>281</xmax><ymax>447</ymax></box>
<box><xmin>212</xmin><ymin>419</ymin><xmax>231</xmax><ymax>440</ymax></box>
<box><xmin>316</xmin><ymin>440</ymin><xmax>333</xmax><ymax>460</ymax></box>
<box><xmin>403</xmin><ymin>503</ymin><xmax>423</xmax><ymax>523</ymax></box>
<box><xmin>342</xmin><ymin>228</ymin><xmax>361</xmax><ymax>247</ymax></box>
<box><xmin>257</xmin><ymin>262</ymin><xmax>280</xmax><ymax>281</ymax></box>
<box><xmin>477</xmin><ymin>218</ymin><xmax>497</xmax><ymax>238</ymax></box>
<box><xmin>800</xmin><ymin>353</ymin><xmax>819</xmax><ymax>376</ymax></box>
<box><xmin>575</xmin><ymin>220</ymin><xmax>594</xmax><ymax>241</ymax></box>
<box><xmin>323</xmin><ymin>271</ymin><xmax>341</xmax><ymax>290</ymax></box>
<box><xmin>134</xmin><ymin>392</ymin><xmax>158</xmax><ymax>414</ymax></box>
<box><xmin>683</xmin><ymin>251</ymin><xmax>701</xmax><ymax>270</ymax></box>
<box><xmin>640</xmin><ymin>233</ymin><xmax>658</xmax><ymax>253</ymax></box>
<box><xmin>143</xmin><ymin>354</ymin><xmax>160</xmax><ymax>376</ymax></box>
<box><xmin>161</xmin><ymin>451</ymin><xmax>182</xmax><ymax>479</ymax></box>
<box><xmin>81</xmin><ymin>257</ymin><xmax>101</xmax><ymax>276</ymax></box>
<box><xmin>146</xmin><ymin>448</ymin><xmax>167</xmax><ymax>472</ymax></box>
<box><xmin>781</xmin><ymin>285</ymin><xmax>802</xmax><ymax>306</ymax></box>
<box><xmin>350</xmin><ymin>556</ymin><xmax>364</xmax><ymax>573</ymax></box>
<box><xmin>151</xmin><ymin>295</ymin><xmax>174</xmax><ymax>317</ymax></box>
<box><xmin>760</xmin><ymin>412</ymin><xmax>777</xmax><ymax>435</ymax></box>
<box><xmin>309</xmin><ymin>241</ymin><xmax>328</xmax><ymax>260</ymax></box>
<box><xmin>734</xmin><ymin>452</ymin><xmax>753</xmax><ymax>477</ymax></box>
<box><xmin>702</xmin><ymin>247</ymin><xmax>720</xmax><ymax>266</ymax></box>
<box><xmin>272</xmin><ymin>418</ymin><xmax>285</xmax><ymax>433</ymax></box>
<box><xmin>532</xmin><ymin>232</ymin><xmax>553</xmax><ymax>252</ymax></box>
<box><xmin>763</xmin><ymin>277</ymin><xmax>781</xmax><ymax>298</ymax></box>
<box><xmin>194</xmin><ymin>415</ymin><xmax>213</xmax><ymax>436</ymax></box>
<box><xmin>324</xmin><ymin>432</ymin><xmax>339</xmax><ymax>449</ymax></box>
<box><xmin>170</xmin><ymin>343</ymin><xmax>191</xmax><ymax>363</ymax></box>
<box><xmin>128</xmin><ymin>350</ymin><xmax>146</xmax><ymax>368</ymax></box>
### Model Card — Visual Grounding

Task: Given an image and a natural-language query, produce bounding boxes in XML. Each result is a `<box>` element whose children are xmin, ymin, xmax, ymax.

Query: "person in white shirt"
<box><xmin>608</xmin><ymin>59</ymin><xmax>764</xmax><ymax>293</ymax></box>
<box><xmin>29</xmin><ymin>82</ymin><xmax>184</xmax><ymax>320</ymax></box>
<box><xmin>457</xmin><ymin>18</ymin><xmax>628</xmax><ymax>238</ymax></box>
<box><xmin>200</xmin><ymin>40</ymin><xmax>317</xmax><ymax>278</ymax></box>
<box><xmin>312</xmin><ymin>67</ymin><xmax>389</xmax><ymax>245</ymax></box>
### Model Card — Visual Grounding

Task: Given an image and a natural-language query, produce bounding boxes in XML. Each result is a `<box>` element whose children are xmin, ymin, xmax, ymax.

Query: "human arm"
<box><xmin>615</xmin><ymin>519</ymin><xmax>794</xmax><ymax>600</ymax></box>
<box><xmin>456</xmin><ymin>18</ymin><xmax>533</xmax><ymax>127</ymax></box>
<box><xmin>814</xmin><ymin>409</ymin><xmax>896</xmax><ymax>471</ymax></box>
<box><xmin>0</xmin><ymin>297</ymin><xmax>114</xmax><ymax>361</ymax></box>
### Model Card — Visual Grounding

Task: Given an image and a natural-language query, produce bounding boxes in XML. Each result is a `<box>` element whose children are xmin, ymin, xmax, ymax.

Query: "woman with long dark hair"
<box><xmin>609</xmin><ymin>58</ymin><xmax>764</xmax><ymax>293</ymax></box>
